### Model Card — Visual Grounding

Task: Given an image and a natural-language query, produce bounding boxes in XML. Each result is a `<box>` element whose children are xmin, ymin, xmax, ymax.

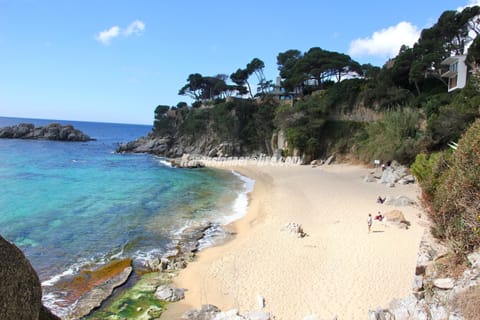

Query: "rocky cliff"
<box><xmin>0</xmin><ymin>235</ymin><xmax>60</xmax><ymax>320</ymax></box>
<box><xmin>116</xmin><ymin>102</ymin><xmax>285</xmax><ymax>159</ymax></box>
<box><xmin>0</xmin><ymin>123</ymin><xmax>93</xmax><ymax>141</ymax></box>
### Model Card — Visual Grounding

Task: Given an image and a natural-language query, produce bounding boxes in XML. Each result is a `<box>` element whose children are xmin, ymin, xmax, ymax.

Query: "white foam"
<box><xmin>155</xmin><ymin>156</ymin><xmax>173</xmax><ymax>167</ymax></box>
<box><xmin>41</xmin><ymin>267</ymin><xmax>76</xmax><ymax>287</ymax></box>
<box><xmin>132</xmin><ymin>247</ymin><xmax>165</xmax><ymax>265</ymax></box>
<box><xmin>220</xmin><ymin>170</ymin><xmax>255</xmax><ymax>225</ymax></box>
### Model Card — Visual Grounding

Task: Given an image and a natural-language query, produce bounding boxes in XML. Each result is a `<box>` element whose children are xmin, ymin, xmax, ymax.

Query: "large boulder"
<box><xmin>0</xmin><ymin>235</ymin><xmax>59</xmax><ymax>320</ymax></box>
<box><xmin>383</xmin><ymin>210</ymin><xmax>410</xmax><ymax>229</ymax></box>
<box><xmin>384</xmin><ymin>195</ymin><xmax>415</xmax><ymax>207</ymax></box>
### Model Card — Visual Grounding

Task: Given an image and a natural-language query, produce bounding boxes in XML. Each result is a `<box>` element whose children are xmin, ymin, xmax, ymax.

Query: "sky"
<box><xmin>0</xmin><ymin>0</ymin><xmax>478</xmax><ymax>125</ymax></box>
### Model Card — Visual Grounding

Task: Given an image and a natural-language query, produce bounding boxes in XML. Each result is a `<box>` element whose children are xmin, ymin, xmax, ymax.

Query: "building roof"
<box><xmin>441</xmin><ymin>55</ymin><xmax>466</xmax><ymax>65</ymax></box>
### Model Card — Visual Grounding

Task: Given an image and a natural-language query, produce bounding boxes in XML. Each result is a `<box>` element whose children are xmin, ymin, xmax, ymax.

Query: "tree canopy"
<box><xmin>276</xmin><ymin>47</ymin><xmax>362</xmax><ymax>95</ymax></box>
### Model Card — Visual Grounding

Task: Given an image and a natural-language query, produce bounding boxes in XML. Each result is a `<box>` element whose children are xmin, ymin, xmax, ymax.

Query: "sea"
<box><xmin>0</xmin><ymin>116</ymin><xmax>254</xmax><ymax>316</ymax></box>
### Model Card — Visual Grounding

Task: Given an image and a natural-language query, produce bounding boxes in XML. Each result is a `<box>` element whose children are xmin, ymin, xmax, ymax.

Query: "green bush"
<box><xmin>427</xmin><ymin>119</ymin><xmax>480</xmax><ymax>254</ymax></box>
<box><xmin>426</xmin><ymin>83</ymin><xmax>480</xmax><ymax>148</ymax></box>
<box><xmin>178</xmin><ymin>108</ymin><xmax>210</xmax><ymax>138</ymax></box>
<box><xmin>411</xmin><ymin>150</ymin><xmax>453</xmax><ymax>221</ymax></box>
<box><xmin>358</xmin><ymin>108</ymin><xmax>422</xmax><ymax>164</ymax></box>
<box><xmin>318</xmin><ymin>120</ymin><xmax>365</xmax><ymax>156</ymax></box>
<box><xmin>314</xmin><ymin>78</ymin><xmax>364</xmax><ymax>114</ymax></box>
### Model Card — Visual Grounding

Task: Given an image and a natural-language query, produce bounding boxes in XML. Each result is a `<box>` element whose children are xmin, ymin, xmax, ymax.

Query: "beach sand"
<box><xmin>162</xmin><ymin>164</ymin><xmax>426</xmax><ymax>320</ymax></box>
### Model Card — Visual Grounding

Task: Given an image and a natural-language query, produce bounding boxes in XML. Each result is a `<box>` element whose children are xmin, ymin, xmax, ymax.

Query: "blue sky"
<box><xmin>0</xmin><ymin>0</ymin><xmax>477</xmax><ymax>125</ymax></box>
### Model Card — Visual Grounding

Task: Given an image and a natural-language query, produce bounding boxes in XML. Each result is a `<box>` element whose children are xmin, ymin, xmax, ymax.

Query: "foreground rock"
<box><xmin>0</xmin><ymin>123</ymin><xmax>93</xmax><ymax>141</ymax></box>
<box><xmin>0</xmin><ymin>235</ymin><xmax>60</xmax><ymax>319</ymax></box>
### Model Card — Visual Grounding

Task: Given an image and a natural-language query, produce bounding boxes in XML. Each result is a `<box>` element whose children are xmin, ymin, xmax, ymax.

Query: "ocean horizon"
<box><xmin>0</xmin><ymin>116</ymin><xmax>253</xmax><ymax>317</ymax></box>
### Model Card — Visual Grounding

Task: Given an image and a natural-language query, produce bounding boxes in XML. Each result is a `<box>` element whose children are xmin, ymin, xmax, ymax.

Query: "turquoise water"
<box><xmin>0</xmin><ymin>117</ymin><xmax>251</xmax><ymax>314</ymax></box>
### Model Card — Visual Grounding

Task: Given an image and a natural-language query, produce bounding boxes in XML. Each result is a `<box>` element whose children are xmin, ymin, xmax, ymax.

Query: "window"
<box><xmin>450</xmin><ymin>61</ymin><xmax>458</xmax><ymax>72</ymax></box>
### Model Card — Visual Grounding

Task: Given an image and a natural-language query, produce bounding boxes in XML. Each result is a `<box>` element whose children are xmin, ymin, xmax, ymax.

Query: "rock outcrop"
<box><xmin>67</xmin><ymin>264</ymin><xmax>132</xmax><ymax>319</ymax></box>
<box><xmin>0</xmin><ymin>235</ymin><xmax>60</xmax><ymax>320</ymax></box>
<box><xmin>116</xmin><ymin>131</ymin><xmax>243</xmax><ymax>159</ymax></box>
<box><xmin>0</xmin><ymin>123</ymin><xmax>93</xmax><ymax>141</ymax></box>
<box><xmin>363</xmin><ymin>162</ymin><xmax>417</xmax><ymax>189</ymax></box>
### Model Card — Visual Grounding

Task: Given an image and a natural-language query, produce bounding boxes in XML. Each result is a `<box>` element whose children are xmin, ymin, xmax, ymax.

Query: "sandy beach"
<box><xmin>162</xmin><ymin>164</ymin><xmax>426</xmax><ymax>319</ymax></box>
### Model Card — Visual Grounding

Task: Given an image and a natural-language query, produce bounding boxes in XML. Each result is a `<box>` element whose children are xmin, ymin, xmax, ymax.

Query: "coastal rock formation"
<box><xmin>0</xmin><ymin>235</ymin><xmax>60</xmax><ymax>320</ymax></box>
<box><xmin>143</xmin><ymin>222</ymin><xmax>231</xmax><ymax>273</ymax></box>
<box><xmin>48</xmin><ymin>258</ymin><xmax>133</xmax><ymax>319</ymax></box>
<box><xmin>0</xmin><ymin>123</ymin><xmax>93</xmax><ymax>141</ymax></box>
<box><xmin>171</xmin><ymin>154</ymin><xmax>206</xmax><ymax>168</ymax></box>
<box><xmin>68</xmin><ymin>265</ymin><xmax>133</xmax><ymax>319</ymax></box>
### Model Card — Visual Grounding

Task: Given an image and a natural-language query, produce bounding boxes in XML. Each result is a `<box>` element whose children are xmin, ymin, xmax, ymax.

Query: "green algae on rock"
<box><xmin>85</xmin><ymin>272</ymin><xmax>174</xmax><ymax>319</ymax></box>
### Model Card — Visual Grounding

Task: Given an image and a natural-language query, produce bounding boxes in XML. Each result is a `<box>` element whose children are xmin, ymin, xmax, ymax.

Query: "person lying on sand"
<box><xmin>375</xmin><ymin>212</ymin><xmax>384</xmax><ymax>221</ymax></box>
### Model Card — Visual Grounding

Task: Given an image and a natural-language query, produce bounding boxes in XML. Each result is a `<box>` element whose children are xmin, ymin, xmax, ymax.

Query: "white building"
<box><xmin>441</xmin><ymin>55</ymin><xmax>467</xmax><ymax>92</ymax></box>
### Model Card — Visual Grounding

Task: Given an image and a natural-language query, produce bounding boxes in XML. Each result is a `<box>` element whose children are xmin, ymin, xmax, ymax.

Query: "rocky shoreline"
<box><xmin>61</xmin><ymin>222</ymin><xmax>232</xmax><ymax>319</ymax></box>
<box><xmin>0</xmin><ymin>221</ymin><xmax>234</xmax><ymax>320</ymax></box>
<box><xmin>0</xmin><ymin>123</ymin><xmax>93</xmax><ymax>141</ymax></box>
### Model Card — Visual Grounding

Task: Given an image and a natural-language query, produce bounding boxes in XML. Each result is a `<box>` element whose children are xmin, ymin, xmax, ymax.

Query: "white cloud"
<box><xmin>348</xmin><ymin>21</ymin><xmax>420</xmax><ymax>59</ymax></box>
<box><xmin>458</xmin><ymin>0</ymin><xmax>480</xmax><ymax>11</ymax></box>
<box><xmin>124</xmin><ymin>20</ymin><xmax>145</xmax><ymax>36</ymax></box>
<box><xmin>95</xmin><ymin>20</ymin><xmax>145</xmax><ymax>45</ymax></box>
<box><xmin>95</xmin><ymin>26</ymin><xmax>120</xmax><ymax>45</ymax></box>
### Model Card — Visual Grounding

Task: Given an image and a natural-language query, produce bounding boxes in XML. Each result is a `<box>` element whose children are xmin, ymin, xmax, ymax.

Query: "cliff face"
<box><xmin>116</xmin><ymin>99</ymin><xmax>374</xmax><ymax>161</ymax></box>
<box><xmin>0</xmin><ymin>235</ymin><xmax>59</xmax><ymax>320</ymax></box>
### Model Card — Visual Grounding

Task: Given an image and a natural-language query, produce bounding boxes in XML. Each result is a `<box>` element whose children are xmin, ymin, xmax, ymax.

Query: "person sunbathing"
<box><xmin>377</xmin><ymin>196</ymin><xmax>386</xmax><ymax>204</ymax></box>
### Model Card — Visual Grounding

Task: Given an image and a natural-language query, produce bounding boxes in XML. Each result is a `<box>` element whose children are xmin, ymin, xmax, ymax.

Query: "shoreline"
<box><xmin>161</xmin><ymin>164</ymin><xmax>426</xmax><ymax>319</ymax></box>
